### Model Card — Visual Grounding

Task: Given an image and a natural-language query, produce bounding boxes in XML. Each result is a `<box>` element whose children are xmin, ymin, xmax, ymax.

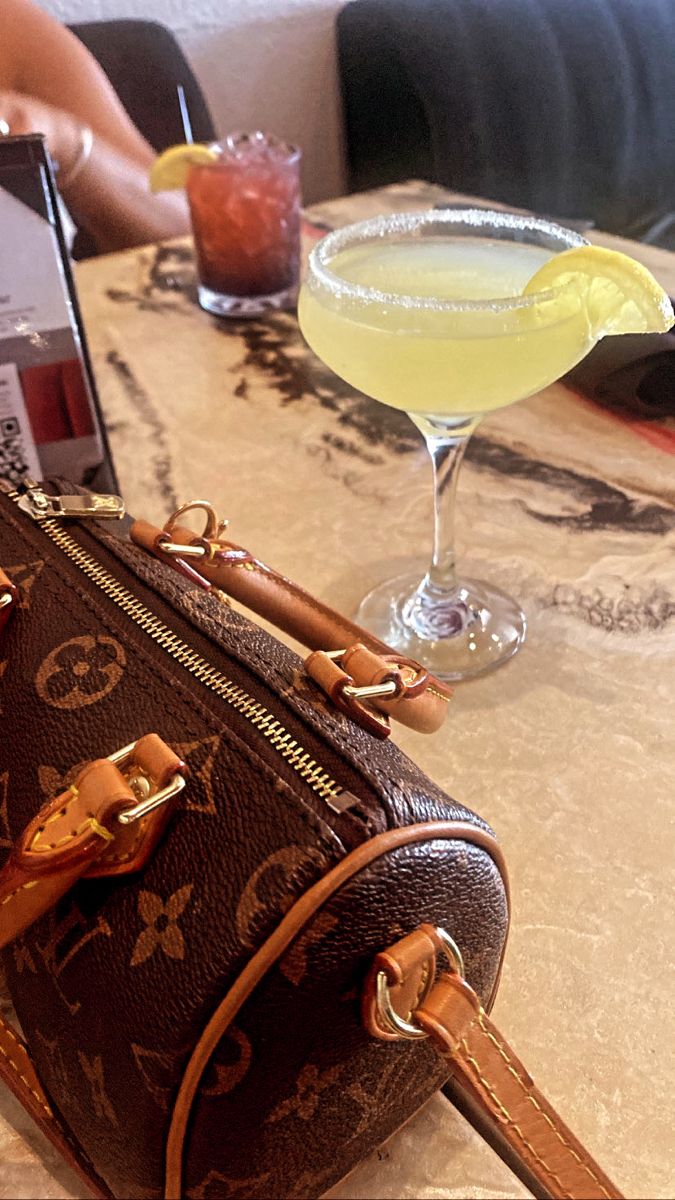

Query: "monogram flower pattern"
<box><xmin>268</xmin><ymin>1062</ymin><xmax>342</xmax><ymax>1124</ymax></box>
<box><xmin>130</xmin><ymin>885</ymin><xmax>193</xmax><ymax>967</ymax></box>
<box><xmin>132</xmin><ymin>1042</ymin><xmax>184</xmax><ymax>1112</ymax></box>
<box><xmin>279</xmin><ymin>911</ymin><xmax>338</xmax><ymax>985</ymax></box>
<box><xmin>12</xmin><ymin>940</ymin><xmax>36</xmax><ymax>975</ymax></box>
<box><xmin>35</xmin><ymin>635</ymin><xmax>126</xmax><ymax>710</ymax></box>
<box><xmin>174</xmin><ymin>735</ymin><xmax>222</xmax><ymax>816</ymax></box>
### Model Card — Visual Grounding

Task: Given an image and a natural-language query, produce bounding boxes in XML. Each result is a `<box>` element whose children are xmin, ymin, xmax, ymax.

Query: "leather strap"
<box><xmin>0</xmin><ymin>735</ymin><xmax>185</xmax><ymax>950</ymax></box>
<box><xmin>304</xmin><ymin>643</ymin><xmax>449</xmax><ymax>736</ymax></box>
<box><xmin>130</xmin><ymin>519</ymin><xmax>452</xmax><ymax>736</ymax></box>
<box><xmin>363</xmin><ymin>926</ymin><xmax>623</xmax><ymax>1200</ymax></box>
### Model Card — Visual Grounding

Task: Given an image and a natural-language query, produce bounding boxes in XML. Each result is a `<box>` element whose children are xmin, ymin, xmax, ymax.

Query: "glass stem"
<box><xmin>427</xmin><ymin>428</ymin><xmax>469</xmax><ymax>592</ymax></box>
<box><xmin>404</xmin><ymin>417</ymin><xmax>475</xmax><ymax>640</ymax></box>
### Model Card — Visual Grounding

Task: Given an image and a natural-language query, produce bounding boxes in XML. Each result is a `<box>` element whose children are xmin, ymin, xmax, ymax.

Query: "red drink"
<box><xmin>187</xmin><ymin>132</ymin><xmax>301</xmax><ymax>317</ymax></box>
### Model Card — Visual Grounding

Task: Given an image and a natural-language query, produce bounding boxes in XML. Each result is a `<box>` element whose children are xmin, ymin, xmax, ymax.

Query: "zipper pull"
<box><xmin>17</xmin><ymin>479</ymin><xmax>125</xmax><ymax>522</ymax></box>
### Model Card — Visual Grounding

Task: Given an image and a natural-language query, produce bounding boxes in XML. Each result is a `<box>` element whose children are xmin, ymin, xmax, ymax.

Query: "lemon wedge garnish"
<box><xmin>149</xmin><ymin>143</ymin><xmax>220</xmax><ymax>192</ymax></box>
<box><xmin>524</xmin><ymin>245</ymin><xmax>674</xmax><ymax>336</ymax></box>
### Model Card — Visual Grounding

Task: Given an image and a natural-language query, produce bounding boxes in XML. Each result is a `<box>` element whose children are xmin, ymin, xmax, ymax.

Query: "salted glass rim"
<box><xmin>307</xmin><ymin>208</ymin><xmax>589</xmax><ymax>313</ymax></box>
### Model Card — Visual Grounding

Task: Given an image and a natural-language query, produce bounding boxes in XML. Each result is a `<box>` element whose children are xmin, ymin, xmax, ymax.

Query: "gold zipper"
<box><xmin>9</xmin><ymin>491</ymin><xmax>344</xmax><ymax>808</ymax></box>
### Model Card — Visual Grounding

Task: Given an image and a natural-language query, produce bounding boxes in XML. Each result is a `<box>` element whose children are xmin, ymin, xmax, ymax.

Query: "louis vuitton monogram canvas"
<box><xmin>0</xmin><ymin>489</ymin><xmax>507</xmax><ymax>1198</ymax></box>
<box><xmin>35</xmin><ymin>634</ymin><xmax>126</xmax><ymax>710</ymax></box>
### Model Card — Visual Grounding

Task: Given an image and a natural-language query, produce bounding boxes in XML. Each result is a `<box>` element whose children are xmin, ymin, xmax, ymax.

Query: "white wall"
<box><xmin>42</xmin><ymin>0</ymin><xmax>347</xmax><ymax>203</ymax></box>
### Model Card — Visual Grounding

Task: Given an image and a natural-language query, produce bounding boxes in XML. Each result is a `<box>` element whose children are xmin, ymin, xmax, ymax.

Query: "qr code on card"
<box><xmin>0</xmin><ymin>415</ymin><xmax>33</xmax><ymax>486</ymax></box>
<box><xmin>0</xmin><ymin>363</ymin><xmax>41</xmax><ymax>485</ymax></box>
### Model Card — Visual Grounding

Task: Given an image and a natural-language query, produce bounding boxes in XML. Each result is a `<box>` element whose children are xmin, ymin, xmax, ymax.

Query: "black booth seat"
<box><xmin>337</xmin><ymin>0</ymin><xmax>675</xmax><ymax>242</ymax></box>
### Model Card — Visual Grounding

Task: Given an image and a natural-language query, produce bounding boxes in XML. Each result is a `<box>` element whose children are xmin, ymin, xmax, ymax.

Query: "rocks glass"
<box><xmin>187</xmin><ymin>132</ymin><xmax>301</xmax><ymax>318</ymax></box>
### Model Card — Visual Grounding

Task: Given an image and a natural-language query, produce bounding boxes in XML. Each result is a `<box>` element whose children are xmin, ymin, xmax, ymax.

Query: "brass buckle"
<box><xmin>109</xmin><ymin>740</ymin><xmax>186</xmax><ymax>825</ymax></box>
<box><xmin>375</xmin><ymin>927</ymin><xmax>465</xmax><ymax>1041</ymax></box>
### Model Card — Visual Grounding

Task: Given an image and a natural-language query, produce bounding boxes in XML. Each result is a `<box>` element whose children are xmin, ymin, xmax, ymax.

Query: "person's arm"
<box><xmin>62</xmin><ymin>142</ymin><xmax>190</xmax><ymax>253</ymax></box>
<box><xmin>0</xmin><ymin>0</ymin><xmax>191</xmax><ymax>251</ymax></box>
<box><xmin>1</xmin><ymin>0</ymin><xmax>154</xmax><ymax>161</ymax></box>
<box><xmin>0</xmin><ymin>90</ymin><xmax>189</xmax><ymax>252</ymax></box>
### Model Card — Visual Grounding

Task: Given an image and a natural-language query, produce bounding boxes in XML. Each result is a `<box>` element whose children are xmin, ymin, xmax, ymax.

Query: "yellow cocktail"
<box><xmin>299</xmin><ymin>209</ymin><xmax>673</xmax><ymax>681</ymax></box>
<box><xmin>299</xmin><ymin>238</ymin><xmax>593</xmax><ymax>418</ymax></box>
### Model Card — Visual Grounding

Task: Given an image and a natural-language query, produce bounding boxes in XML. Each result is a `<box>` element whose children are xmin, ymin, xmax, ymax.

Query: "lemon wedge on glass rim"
<box><xmin>524</xmin><ymin>245</ymin><xmax>674</xmax><ymax>336</ymax></box>
<box><xmin>149</xmin><ymin>143</ymin><xmax>220</xmax><ymax>192</ymax></box>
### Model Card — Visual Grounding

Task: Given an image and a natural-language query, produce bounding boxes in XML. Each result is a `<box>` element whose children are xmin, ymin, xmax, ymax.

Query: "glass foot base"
<box><xmin>198</xmin><ymin>281</ymin><xmax>298</xmax><ymax>318</ymax></box>
<box><xmin>355</xmin><ymin>572</ymin><xmax>526</xmax><ymax>683</ymax></box>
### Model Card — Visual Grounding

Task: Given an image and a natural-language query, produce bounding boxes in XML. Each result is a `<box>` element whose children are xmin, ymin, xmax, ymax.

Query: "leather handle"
<box><xmin>130</xmin><ymin>520</ymin><xmax>453</xmax><ymax>736</ymax></box>
<box><xmin>130</xmin><ymin>519</ymin><xmax>402</xmax><ymax>658</ymax></box>
<box><xmin>363</xmin><ymin>926</ymin><xmax>624</xmax><ymax>1200</ymax></box>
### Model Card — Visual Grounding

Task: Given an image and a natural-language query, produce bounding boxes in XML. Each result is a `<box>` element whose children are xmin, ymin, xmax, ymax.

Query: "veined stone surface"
<box><xmin>1</xmin><ymin>182</ymin><xmax>673</xmax><ymax>1200</ymax></box>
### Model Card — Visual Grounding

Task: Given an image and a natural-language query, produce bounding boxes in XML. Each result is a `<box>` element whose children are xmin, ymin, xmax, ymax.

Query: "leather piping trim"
<box><xmin>165</xmin><ymin>820</ymin><xmax>509</xmax><ymax>1199</ymax></box>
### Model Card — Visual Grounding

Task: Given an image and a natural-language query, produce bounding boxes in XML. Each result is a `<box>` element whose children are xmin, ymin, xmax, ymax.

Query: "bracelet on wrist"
<box><xmin>58</xmin><ymin>125</ymin><xmax>94</xmax><ymax>190</ymax></box>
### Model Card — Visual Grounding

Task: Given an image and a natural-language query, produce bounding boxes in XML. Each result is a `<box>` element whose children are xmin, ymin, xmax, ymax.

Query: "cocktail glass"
<box><xmin>187</xmin><ymin>132</ymin><xmax>301</xmax><ymax>318</ymax></box>
<box><xmin>299</xmin><ymin>209</ymin><xmax>613</xmax><ymax>681</ymax></box>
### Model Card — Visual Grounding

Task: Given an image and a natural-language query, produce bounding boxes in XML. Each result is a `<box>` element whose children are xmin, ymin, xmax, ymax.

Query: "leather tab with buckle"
<box><xmin>305</xmin><ymin>644</ymin><xmax>449</xmax><ymax>736</ymax></box>
<box><xmin>0</xmin><ymin>735</ymin><xmax>186</xmax><ymax>949</ymax></box>
<box><xmin>86</xmin><ymin>734</ymin><xmax>186</xmax><ymax>878</ymax></box>
<box><xmin>304</xmin><ymin>646</ymin><xmax>394</xmax><ymax>738</ymax></box>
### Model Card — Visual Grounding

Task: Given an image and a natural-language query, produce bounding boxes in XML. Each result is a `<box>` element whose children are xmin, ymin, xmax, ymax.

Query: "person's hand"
<box><xmin>0</xmin><ymin>90</ymin><xmax>84</xmax><ymax>180</ymax></box>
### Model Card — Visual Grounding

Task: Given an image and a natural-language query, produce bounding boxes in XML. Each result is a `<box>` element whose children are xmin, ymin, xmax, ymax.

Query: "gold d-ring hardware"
<box><xmin>0</xmin><ymin>591</ymin><xmax>13</xmax><ymax>609</ymax></box>
<box><xmin>375</xmin><ymin>926</ymin><xmax>465</xmax><ymax>1041</ymax></box>
<box><xmin>160</xmin><ymin>500</ymin><xmax>229</xmax><ymax>559</ymax></box>
<box><xmin>109</xmin><ymin>740</ymin><xmax>186</xmax><ymax>825</ymax></box>
<box><xmin>324</xmin><ymin>649</ymin><xmax>399</xmax><ymax>703</ymax></box>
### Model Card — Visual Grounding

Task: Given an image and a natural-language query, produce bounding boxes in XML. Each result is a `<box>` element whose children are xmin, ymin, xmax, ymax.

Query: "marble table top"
<box><xmin>2</xmin><ymin>181</ymin><xmax>674</xmax><ymax>1200</ymax></box>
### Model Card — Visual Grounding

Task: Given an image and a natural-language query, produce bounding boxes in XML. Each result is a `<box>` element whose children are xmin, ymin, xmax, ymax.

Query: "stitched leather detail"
<box><xmin>449</xmin><ymin>1012</ymin><xmax>622</xmax><ymax>1199</ymax></box>
<box><xmin>0</xmin><ymin>1014</ymin><xmax>52</xmax><ymax>1115</ymax></box>
<box><xmin>0</xmin><ymin>739</ymin><xmax>185</xmax><ymax>950</ymax></box>
<box><xmin>370</xmin><ymin>933</ymin><xmax>623</xmax><ymax>1200</ymax></box>
<box><xmin>0</xmin><ymin>879</ymin><xmax>39</xmax><ymax>909</ymax></box>
<box><xmin>471</xmin><ymin>1016</ymin><xmax>613</xmax><ymax>1200</ymax></box>
<box><xmin>96</xmin><ymin>818</ymin><xmax>145</xmax><ymax>866</ymax></box>
<box><xmin>460</xmin><ymin>1034</ymin><xmax>576</xmax><ymax>1199</ymax></box>
<box><xmin>28</xmin><ymin>784</ymin><xmax>114</xmax><ymax>853</ymax></box>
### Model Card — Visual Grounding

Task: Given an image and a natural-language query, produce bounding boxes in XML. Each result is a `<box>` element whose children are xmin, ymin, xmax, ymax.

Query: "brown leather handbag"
<box><xmin>0</xmin><ymin>478</ymin><xmax>622</xmax><ymax>1200</ymax></box>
